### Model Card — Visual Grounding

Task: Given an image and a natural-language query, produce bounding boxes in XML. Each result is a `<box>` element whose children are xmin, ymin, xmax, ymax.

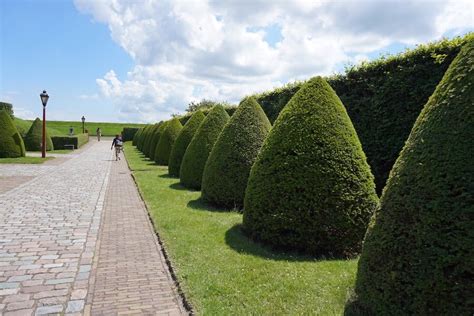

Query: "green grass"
<box><xmin>124</xmin><ymin>143</ymin><xmax>357</xmax><ymax>315</ymax></box>
<box><xmin>0</xmin><ymin>157</ymin><xmax>54</xmax><ymax>164</ymax></box>
<box><xmin>13</xmin><ymin>117</ymin><xmax>146</xmax><ymax>137</ymax></box>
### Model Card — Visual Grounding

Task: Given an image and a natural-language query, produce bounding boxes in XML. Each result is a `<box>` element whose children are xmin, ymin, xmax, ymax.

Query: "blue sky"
<box><xmin>1</xmin><ymin>0</ymin><xmax>472</xmax><ymax>123</ymax></box>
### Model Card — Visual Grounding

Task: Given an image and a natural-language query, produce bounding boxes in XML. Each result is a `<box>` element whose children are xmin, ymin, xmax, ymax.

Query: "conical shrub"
<box><xmin>137</xmin><ymin>125</ymin><xmax>151</xmax><ymax>151</ymax></box>
<box><xmin>24</xmin><ymin>118</ymin><xmax>53</xmax><ymax>151</ymax></box>
<box><xmin>148</xmin><ymin>122</ymin><xmax>165</xmax><ymax>160</ymax></box>
<box><xmin>142</xmin><ymin>123</ymin><xmax>159</xmax><ymax>157</ymax></box>
<box><xmin>346</xmin><ymin>39</ymin><xmax>474</xmax><ymax>316</ymax></box>
<box><xmin>169</xmin><ymin>111</ymin><xmax>205</xmax><ymax>177</ymax></box>
<box><xmin>201</xmin><ymin>97</ymin><xmax>271</xmax><ymax>209</ymax></box>
<box><xmin>0</xmin><ymin>110</ymin><xmax>25</xmax><ymax>158</ymax></box>
<box><xmin>155</xmin><ymin>118</ymin><xmax>182</xmax><ymax>165</ymax></box>
<box><xmin>243</xmin><ymin>77</ymin><xmax>378</xmax><ymax>257</ymax></box>
<box><xmin>132</xmin><ymin>128</ymin><xmax>143</xmax><ymax>146</ymax></box>
<box><xmin>180</xmin><ymin>105</ymin><xmax>230</xmax><ymax>189</ymax></box>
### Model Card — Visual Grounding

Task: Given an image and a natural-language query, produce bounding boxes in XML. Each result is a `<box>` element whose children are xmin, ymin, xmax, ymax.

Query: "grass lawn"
<box><xmin>0</xmin><ymin>157</ymin><xmax>54</xmax><ymax>164</ymax></box>
<box><xmin>124</xmin><ymin>143</ymin><xmax>357</xmax><ymax>315</ymax></box>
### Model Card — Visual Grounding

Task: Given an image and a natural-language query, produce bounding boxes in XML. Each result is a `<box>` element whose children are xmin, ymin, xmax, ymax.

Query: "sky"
<box><xmin>0</xmin><ymin>0</ymin><xmax>472</xmax><ymax>123</ymax></box>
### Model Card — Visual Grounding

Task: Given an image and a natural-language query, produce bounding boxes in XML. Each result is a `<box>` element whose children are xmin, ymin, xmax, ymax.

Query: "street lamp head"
<box><xmin>81</xmin><ymin>116</ymin><xmax>85</xmax><ymax>123</ymax></box>
<box><xmin>40</xmin><ymin>90</ymin><xmax>49</xmax><ymax>107</ymax></box>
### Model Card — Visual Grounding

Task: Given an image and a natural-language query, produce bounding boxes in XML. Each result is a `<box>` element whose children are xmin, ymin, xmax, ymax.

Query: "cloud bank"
<box><xmin>74</xmin><ymin>0</ymin><xmax>473</xmax><ymax>122</ymax></box>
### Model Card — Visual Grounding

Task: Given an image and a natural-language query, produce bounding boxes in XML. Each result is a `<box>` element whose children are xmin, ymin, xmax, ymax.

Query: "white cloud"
<box><xmin>74</xmin><ymin>0</ymin><xmax>473</xmax><ymax>122</ymax></box>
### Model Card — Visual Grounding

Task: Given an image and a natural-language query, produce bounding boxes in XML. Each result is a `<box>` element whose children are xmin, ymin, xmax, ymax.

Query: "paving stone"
<box><xmin>35</xmin><ymin>304</ymin><xmax>63</xmax><ymax>315</ymax></box>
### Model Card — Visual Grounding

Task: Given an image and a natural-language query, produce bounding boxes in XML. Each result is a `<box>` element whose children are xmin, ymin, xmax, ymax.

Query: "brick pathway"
<box><xmin>0</xmin><ymin>140</ymin><xmax>185</xmax><ymax>315</ymax></box>
<box><xmin>88</xmin><ymin>150</ymin><xmax>185</xmax><ymax>315</ymax></box>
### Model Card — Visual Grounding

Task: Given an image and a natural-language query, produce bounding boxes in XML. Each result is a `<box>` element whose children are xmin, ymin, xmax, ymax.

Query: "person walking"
<box><xmin>111</xmin><ymin>134</ymin><xmax>123</xmax><ymax>161</ymax></box>
<box><xmin>96</xmin><ymin>128</ymin><xmax>102</xmax><ymax>141</ymax></box>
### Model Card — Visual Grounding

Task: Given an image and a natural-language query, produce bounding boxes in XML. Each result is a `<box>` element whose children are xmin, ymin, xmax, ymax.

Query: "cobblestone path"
<box><xmin>0</xmin><ymin>141</ymin><xmax>185</xmax><ymax>315</ymax></box>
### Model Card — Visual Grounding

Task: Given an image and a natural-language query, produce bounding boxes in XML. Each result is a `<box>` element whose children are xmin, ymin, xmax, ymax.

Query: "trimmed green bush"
<box><xmin>243</xmin><ymin>77</ymin><xmax>379</xmax><ymax>257</ymax></box>
<box><xmin>0</xmin><ymin>102</ymin><xmax>14</xmax><ymax>118</ymax></box>
<box><xmin>137</xmin><ymin>125</ymin><xmax>151</xmax><ymax>151</ymax></box>
<box><xmin>24</xmin><ymin>118</ymin><xmax>53</xmax><ymax>151</ymax></box>
<box><xmin>155</xmin><ymin>118</ymin><xmax>182</xmax><ymax>165</ymax></box>
<box><xmin>143</xmin><ymin>124</ymin><xmax>159</xmax><ymax>157</ymax></box>
<box><xmin>169</xmin><ymin>111</ymin><xmax>205</xmax><ymax>177</ymax></box>
<box><xmin>253</xmin><ymin>35</ymin><xmax>470</xmax><ymax>193</ymax></box>
<box><xmin>148</xmin><ymin>122</ymin><xmax>165</xmax><ymax>160</ymax></box>
<box><xmin>346</xmin><ymin>39</ymin><xmax>474</xmax><ymax>316</ymax></box>
<box><xmin>51</xmin><ymin>133</ymin><xmax>88</xmax><ymax>149</ymax></box>
<box><xmin>201</xmin><ymin>98</ymin><xmax>271</xmax><ymax>209</ymax></box>
<box><xmin>0</xmin><ymin>110</ymin><xmax>25</xmax><ymax>158</ymax></box>
<box><xmin>180</xmin><ymin>105</ymin><xmax>230</xmax><ymax>189</ymax></box>
<box><xmin>132</xmin><ymin>128</ymin><xmax>143</xmax><ymax>146</ymax></box>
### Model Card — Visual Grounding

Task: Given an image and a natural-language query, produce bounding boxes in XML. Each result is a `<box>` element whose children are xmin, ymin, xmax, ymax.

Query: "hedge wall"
<box><xmin>252</xmin><ymin>35</ymin><xmax>470</xmax><ymax>193</ymax></box>
<box><xmin>51</xmin><ymin>133</ymin><xmax>89</xmax><ymax>149</ymax></box>
<box><xmin>122</xmin><ymin>127</ymin><xmax>139</xmax><ymax>142</ymax></box>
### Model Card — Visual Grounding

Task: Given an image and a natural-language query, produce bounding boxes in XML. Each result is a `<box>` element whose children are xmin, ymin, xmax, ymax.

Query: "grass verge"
<box><xmin>0</xmin><ymin>157</ymin><xmax>54</xmax><ymax>164</ymax></box>
<box><xmin>124</xmin><ymin>143</ymin><xmax>357</xmax><ymax>315</ymax></box>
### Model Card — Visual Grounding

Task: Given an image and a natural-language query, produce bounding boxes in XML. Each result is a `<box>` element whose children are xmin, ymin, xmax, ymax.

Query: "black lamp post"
<box><xmin>40</xmin><ymin>90</ymin><xmax>49</xmax><ymax>158</ymax></box>
<box><xmin>81</xmin><ymin>116</ymin><xmax>85</xmax><ymax>134</ymax></box>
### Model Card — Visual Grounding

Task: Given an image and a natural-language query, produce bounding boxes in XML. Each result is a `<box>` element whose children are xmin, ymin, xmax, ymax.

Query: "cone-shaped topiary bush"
<box><xmin>155</xmin><ymin>118</ymin><xmax>182</xmax><ymax>165</ymax></box>
<box><xmin>24</xmin><ymin>118</ymin><xmax>53</xmax><ymax>151</ymax></box>
<box><xmin>132</xmin><ymin>128</ymin><xmax>143</xmax><ymax>146</ymax></box>
<box><xmin>180</xmin><ymin>105</ymin><xmax>230</xmax><ymax>189</ymax></box>
<box><xmin>0</xmin><ymin>110</ymin><xmax>26</xmax><ymax>158</ymax></box>
<box><xmin>137</xmin><ymin>125</ymin><xmax>151</xmax><ymax>151</ymax></box>
<box><xmin>142</xmin><ymin>124</ymin><xmax>159</xmax><ymax>157</ymax></box>
<box><xmin>148</xmin><ymin>122</ymin><xmax>165</xmax><ymax>160</ymax></box>
<box><xmin>243</xmin><ymin>77</ymin><xmax>378</xmax><ymax>257</ymax></box>
<box><xmin>345</xmin><ymin>39</ymin><xmax>474</xmax><ymax>316</ymax></box>
<box><xmin>169</xmin><ymin>111</ymin><xmax>205</xmax><ymax>177</ymax></box>
<box><xmin>201</xmin><ymin>97</ymin><xmax>271</xmax><ymax>209</ymax></box>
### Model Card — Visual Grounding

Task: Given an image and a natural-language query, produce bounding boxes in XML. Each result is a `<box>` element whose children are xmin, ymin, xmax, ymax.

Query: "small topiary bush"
<box><xmin>169</xmin><ymin>111</ymin><xmax>205</xmax><ymax>177</ymax></box>
<box><xmin>180</xmin><ymin>105</ymin><xmax>230</xmax><ymax>190</ymax></box>
<box><xmin>345</xmin><ymin>39</ymin><xmax>474</xmax><ymax>316</ymax></box>
<box><xmin>0</xmin><ymin>110</ymin><xmax>25</xmax><ymax>158</ymax></box>
<box><xmin>142</xmin><ymin>124</ymin><xmax>159</xmax><ymax>157</ymax></box>
<box><xmin>148</xmin><ymin>122</ymin><xmax>166</xmax><ymax>160</ymax></box>
<box><xmin>155</xmin><ymin>118</ymin><xmax>182</xmax><ymax>165</ymax></box>
<box><xmin>24</xmin><ymin>118</ymin><xmax>54</xmax><ymax>151</ymax></box>
<box><xmin>137</xmin><ymin>125</ymin><xmax>152</xmax><ymax>151</ymax></box>
<box><xmin>243</xmin><ymin>77</ymin><xmax>379</xmax><ymax>257</ymax></box>
<box><xmin>132</xmin><ymin>128</ymin><xmax>143</xmax><ymax>146</ymax></box>
<box><xmin>201</xmin><ymin>97</ymin><xmax>271</xmax><ymax>209</ymax></box>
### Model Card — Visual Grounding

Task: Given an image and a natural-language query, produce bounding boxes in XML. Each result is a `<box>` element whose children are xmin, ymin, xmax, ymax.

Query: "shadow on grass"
<box><xmin>187</xmin><ymin>197</ymin><xmax>240</xmax><ymax>213</ymax></box>
<box><xmin>159</xmin><ymin>173</ymin><xmax>175</xmax><ymax>179</ymax></box>
<box><xmin>225</xmin><ymin>224</ymin><xmax>332</xmax><ymax>262</ymax></box>
<box><xmin>169</xmin><ymin>182</ymin><xmax>190</xmax><ymax>191</ymax></box>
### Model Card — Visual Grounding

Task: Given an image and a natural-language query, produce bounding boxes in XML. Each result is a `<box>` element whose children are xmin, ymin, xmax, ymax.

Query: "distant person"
<box><xmin>96</xmin><ymin>128</ymin><xmax>102</xmax><ymax>141</ymax></box>
<box><xmin>111</xmin><ymin>134</ymin><xmax>123</xmax><ymax>161</ymax></box>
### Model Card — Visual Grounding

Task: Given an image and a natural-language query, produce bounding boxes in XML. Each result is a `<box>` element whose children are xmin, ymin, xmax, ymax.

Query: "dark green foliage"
<box><xmin>201</xmin><ymin>98</ymin><xmax>271</xmax><ymax>209</ymax></box>
<box><xmin>346</xmin><ymin>39</ymin><xmax>474</xmax><ymax>316</ymax></box>
<box><xmin>155</xmin><ymin>118</ymin><xmax>182</xmax><ymax>165</ymax></box>
<box><xmin>180</xmin><ymin>105</ymin><xmax>230</xmax><ymax>189</ymax></box>
<box><xmin>0</xmin><ymin>102</ymin><xmax>14</xmax><ymax>118</ymax></box>
<box><xmin>149</xmin><ymin>122</ymin><xmax>167</xmax><ymax>161</ymax></box>
<box><xmin>24</xmin><ymin>118</ymin><xmax>53</xmax><ymax>151</ymax></box>
<box><xmin>253</xmin><ymin>35</ymin><xmax>469</xmax><ymax>193</ymax></box>
<box><xmin>0</xmin><ymin>110</ymin><xmax>26</xmax><ymax>157</ymax></box>
<box><xmin>178</xmin><ymin>105</ymin><xmax>237</xmax><ymax>125</ymax></box>
<box><xmin>121</xmin><ymin>127</ymin><xmax>139</xmax><ymax>141</ymax></box>
<box><xmin>168</xmin><ymin>111</ymin><xmax>205</xmax><ymax>177</ymax></box>
<box><xmin>137</xmin><ymin>125</ymin><xmax>152</xmax><ymax>151</ymax></box>
<box><xmin>132</xmin><ymin>128</ymin><xmax>143</xmax><ymax>146</ymax></box>
<box><xmin>51</xmin><ymin>134</ymin><xmax>88</xmax><ymax>149</ymax></box>
<box><xmin>243</xmin><ymin>77</ymin><xmax>379</xmax><ymax>257</ymax></box>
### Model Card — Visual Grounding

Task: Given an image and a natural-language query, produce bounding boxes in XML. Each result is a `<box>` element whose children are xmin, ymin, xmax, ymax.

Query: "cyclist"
<box><xmin>111</xmin><ymin>134</ymin><xmax>123</xmax><ymax>161</ymax></box>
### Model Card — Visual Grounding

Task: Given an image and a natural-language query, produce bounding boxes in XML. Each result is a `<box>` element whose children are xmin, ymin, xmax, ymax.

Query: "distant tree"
<box><xmin>186</xmin><ymin>99</ymin><xmax>231</xmax><ymax>113</ymax></box>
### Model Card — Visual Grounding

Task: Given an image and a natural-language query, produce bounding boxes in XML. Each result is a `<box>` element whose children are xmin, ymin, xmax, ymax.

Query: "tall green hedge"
<box><xmin>121</xmin><ymin>127</ymin><xmax>139</xmax><ymax>141</ymax></box>
<box><xmin>0</xmin><ymin>110</ymin><xmax>26</xmax><ymax>158</ymax></box>
<box><xmin>154</xmin><ymin>119</ymin><xmax>182</xmax><ymax>165</ymax></box>
<box><xmin>132</xmin><ymin>128</ymin><xmax>143</xmax><ymax>146</ymax></box>
<box><xmin>243</xmin><ymin>77</ymin><xmax>378</xmax><ymax>257</ymax></box>
<box><xmin>137</xmin><ymin>125</ymin><xmax>150</xmax><ymax>151</ymax></box>
<box><xmin>0</xmin><ymin>102</ymin><xmax>13</xmax><ymax>118</ymax></box>
<box><xmin>24</xmin><ymin>118</ymin><xmax>54</xmax><ymax>151</ymax></box>
<box><xmin>252</xmin><ymin>35</ymin><xmax>470</xmax><ymax>193</ymax></box>
<box><xmin>169</xmin><ymin>111</ymin><xmax>205</xmax><ymax>177</ymax></box>
<box><xmin>51</xmin><ymin>133</ymin><xmax>88</xmax><ymax>149</ymax></box>
<box><xmin>180</xmin><ymin>105</ymin><xmax>230</xmax><ymax>190</ymax></box>
<box><xmin>201</xmin><ymin>97</ymin><xmax>271</xmax><ymax>209</ymax></box>
<box><xmin>148</xmin><ymin>122</ymin><xmax>165</xmax><ymax>161</ymax></box>
<box><xmin>346</xmin><ymin>39</ymin><xmax>474</xmax><ymax>316</ymax></box>
<box><xmin>142</xmin><ymin>124</ymin><xmax>159</xmax><ymax>156</ymax></box>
